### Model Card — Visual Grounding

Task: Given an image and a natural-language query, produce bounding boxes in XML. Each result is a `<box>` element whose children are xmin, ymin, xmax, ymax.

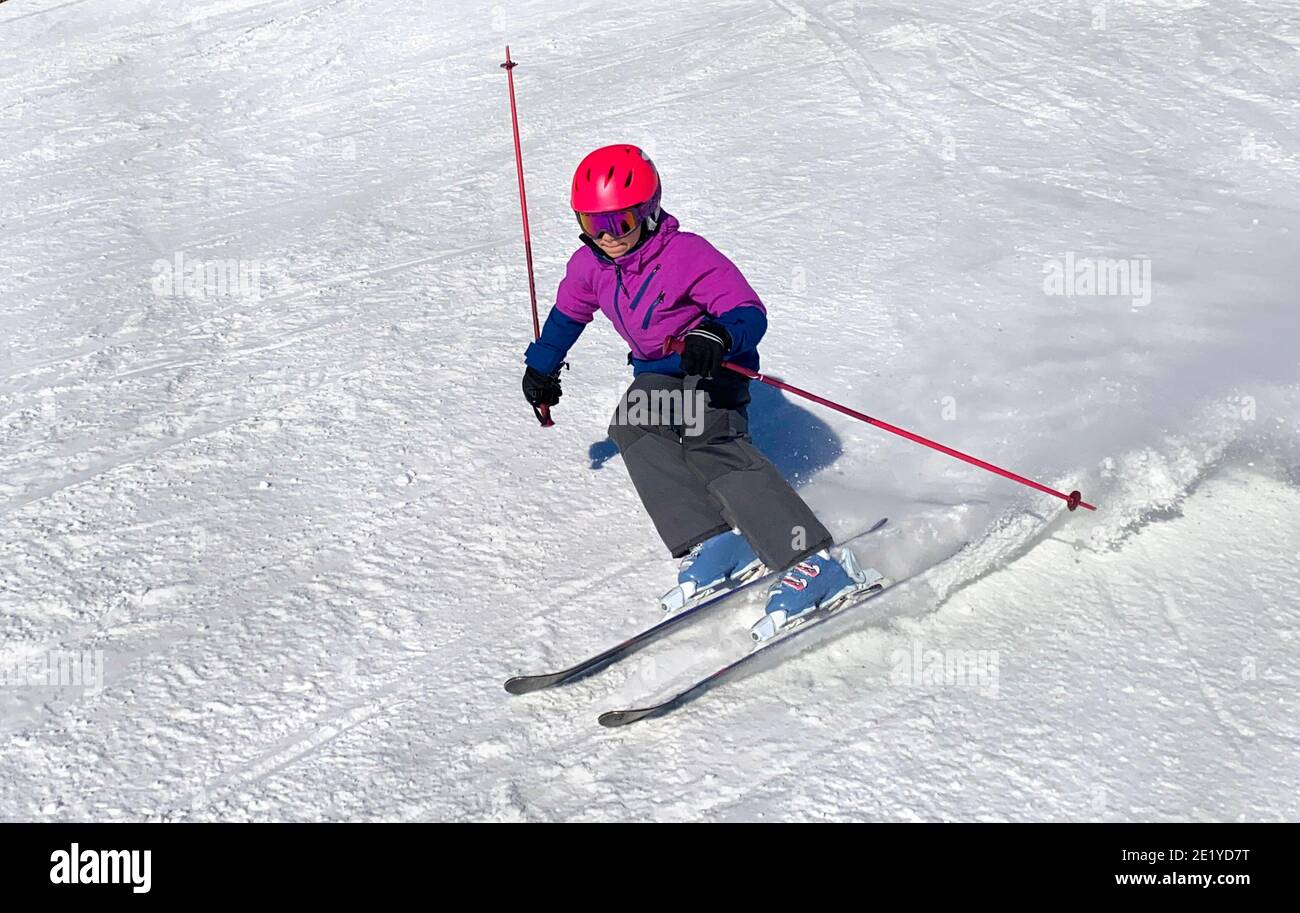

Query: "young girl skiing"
<box><xmin>521</xmin><ymin>144</ymin><xmax>873</xmax><ymax>640</ymax></box>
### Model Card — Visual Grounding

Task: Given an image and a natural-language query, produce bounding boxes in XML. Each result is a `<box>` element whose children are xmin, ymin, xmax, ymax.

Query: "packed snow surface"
<box><xmin>1</xmin><ymin>0</ymin><xmax>1297</xmax><ymax>820</ymax></box>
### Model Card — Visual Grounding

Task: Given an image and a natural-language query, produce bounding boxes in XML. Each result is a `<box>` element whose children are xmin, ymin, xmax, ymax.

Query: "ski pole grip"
<box><xmin>663</xmin><ymin>336</ymin><xmax>685</xmax><ymax>356</ymax></box>
<box><xmin>533</xmin><ymin>403</ymin><xmax>555</xmax><ymax>428</ymax></box>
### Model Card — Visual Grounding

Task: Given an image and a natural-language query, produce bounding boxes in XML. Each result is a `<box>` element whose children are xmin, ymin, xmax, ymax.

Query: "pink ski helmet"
<box><xmin>570</xmin><ymin>144</ymin><xmax>662</xmax><ymax>238</ymax></box>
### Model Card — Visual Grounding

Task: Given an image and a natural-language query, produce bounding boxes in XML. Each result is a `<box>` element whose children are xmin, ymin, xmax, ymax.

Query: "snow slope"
<box><xmin>1</xmin><ymin>0</ymin><xmax>1297</xmax><ymax>820</ymax></box>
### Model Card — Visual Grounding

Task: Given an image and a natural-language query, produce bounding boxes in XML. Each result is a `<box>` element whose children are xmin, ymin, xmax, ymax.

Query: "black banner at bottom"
<box><xmin>0</xmin><ymin>822</ymin><xmax>1284</xmax><ymax>899</ymax></box>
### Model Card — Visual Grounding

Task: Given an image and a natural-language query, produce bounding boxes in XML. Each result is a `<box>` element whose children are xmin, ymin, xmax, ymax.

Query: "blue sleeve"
<box><xmin>524</xmin><ymin>307</ymin><xmax>587</xmax><ymax>375</ymax></box>
<box><xmin>712</xmin><ymin>305</ymin><xmax>767</xmax><ymax>356</ymax></box>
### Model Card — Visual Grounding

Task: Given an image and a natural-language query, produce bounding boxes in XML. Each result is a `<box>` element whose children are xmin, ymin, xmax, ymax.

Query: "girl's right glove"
<box><xmin>522</xmin><ymin>366</ymin><xmax>563</xmax><ymax>408</ymax></box>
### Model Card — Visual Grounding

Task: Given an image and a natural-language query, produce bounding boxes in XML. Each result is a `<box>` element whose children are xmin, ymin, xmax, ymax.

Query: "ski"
<box><xmin>504</xmin><ymin>568</ymin><xmax>770</xmax><ymax>695</ymax></box>
<box><xmin>597</xmin><ymin>575</ymin><xmax>892</xmax><ymax>727</ymax></box>
<box><xmin>503</xmin><ymin>517</ymin><xmax>888</xmax><ymax>695</ymax></box>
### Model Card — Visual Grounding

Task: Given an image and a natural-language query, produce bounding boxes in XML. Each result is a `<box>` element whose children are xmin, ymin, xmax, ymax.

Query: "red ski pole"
<box><xmin>665</xmin><ymin>338</ymin><xmax>1095</xmax><ymax>511</ymax></box>
<box><xmin>501</xmin><ymin>46</ymin><xmax>553</xmax><ymax>427</ymax></box>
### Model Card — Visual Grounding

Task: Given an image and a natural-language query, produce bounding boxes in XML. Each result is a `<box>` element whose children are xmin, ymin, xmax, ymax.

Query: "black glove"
<box><xmin>522</xmin><ymin>366</ymin><xmax>563</xmax><ymax>408</ymax></box>
<box><xmin>680</xmin><ymin>321</ymin><xmax>732</xmax><ymax>379</ymax></box>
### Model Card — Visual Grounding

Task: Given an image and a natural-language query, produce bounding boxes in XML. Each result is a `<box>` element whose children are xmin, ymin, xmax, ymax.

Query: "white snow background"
<box><xmin>1</xmin><ymin>0</ymin><xmax>1298</xmax><ymax>820</ymax></box>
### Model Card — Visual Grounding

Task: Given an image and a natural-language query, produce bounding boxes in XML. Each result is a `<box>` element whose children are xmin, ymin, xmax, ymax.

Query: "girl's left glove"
<box><xmin>680</xmin><ymin>321</ymin><xmax>732</xmax><ymax>379</ymax></box>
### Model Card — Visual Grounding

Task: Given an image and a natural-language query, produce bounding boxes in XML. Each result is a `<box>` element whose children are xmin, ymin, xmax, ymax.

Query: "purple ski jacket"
<box><xmin>524</xmin><ymin>213</ymin><xmax>767</xmax><ymax>376</ymax></box>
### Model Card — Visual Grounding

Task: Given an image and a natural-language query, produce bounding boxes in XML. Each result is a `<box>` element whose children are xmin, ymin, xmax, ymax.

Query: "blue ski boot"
<box><xmin>750</xmin><ymin>548</ymin><xmax>883</xmax><ymax>642</ymax></box>
<box><xmin>659</xmin><ymin>529</ymin><xmax>765</xmax><ymax>614</ymax></box>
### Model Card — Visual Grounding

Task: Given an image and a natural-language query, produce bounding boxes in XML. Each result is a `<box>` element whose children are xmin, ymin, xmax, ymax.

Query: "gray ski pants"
<box><xmin>607</xmin><ymin>372</ymin><xmax>832</xmax><ymax>569</ymax></box>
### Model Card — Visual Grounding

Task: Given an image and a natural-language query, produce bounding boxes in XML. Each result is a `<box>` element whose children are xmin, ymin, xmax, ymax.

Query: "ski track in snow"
<box><xmin>1</xmin><ymin>0</ymin><xmax>1298</xmax><ymax>820</ymax></box>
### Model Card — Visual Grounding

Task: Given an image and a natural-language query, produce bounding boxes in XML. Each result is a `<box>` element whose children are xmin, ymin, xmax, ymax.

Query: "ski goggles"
<box><xmin>575</xmin><ymin>207</ymin><xmax>642</xmax><ymax>240</ymax></box>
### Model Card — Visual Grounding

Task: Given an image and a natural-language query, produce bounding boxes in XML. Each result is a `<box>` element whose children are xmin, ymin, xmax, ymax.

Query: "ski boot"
<box><xmin>750</xmin><ymin>548</ymin><xmax>885</xmax><ymax>642</ymax></box>
<box><xmin>659</xmin><ymin>529</ymin><xmax>766</xmax><ymax>614</ymax></box>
